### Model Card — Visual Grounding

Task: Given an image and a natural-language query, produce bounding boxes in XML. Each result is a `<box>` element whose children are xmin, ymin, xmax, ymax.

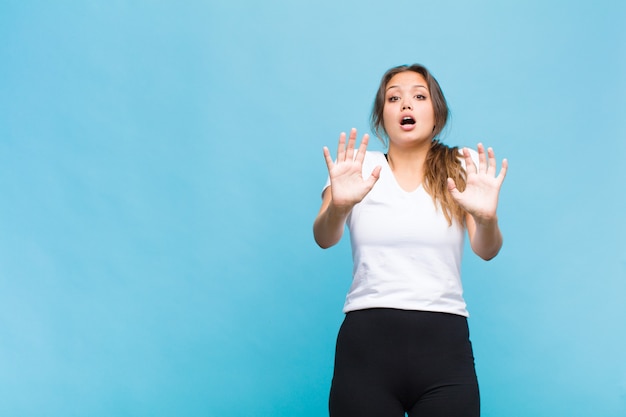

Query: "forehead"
<box><xmin>385</xmin><ymin>71</ymin><xmax>428</xmax><ymax>90</ymax></box>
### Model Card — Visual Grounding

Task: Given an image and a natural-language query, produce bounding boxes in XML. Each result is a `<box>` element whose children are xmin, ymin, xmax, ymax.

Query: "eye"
<box><xmin>387</xmin><ymin>96</ymin><xmax>400</xmax><ymax>102</ymax></box>
<box><xmin>414</xmin><ymin>94</ymin><xmax>427</xmax><ymax>100</ymax></box>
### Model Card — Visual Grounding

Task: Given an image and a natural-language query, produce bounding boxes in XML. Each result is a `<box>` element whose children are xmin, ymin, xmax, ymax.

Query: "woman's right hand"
<box><xmin>314</xmin><ymin>128</ymin><xmax>381</xmax><ymax>248</ymax></box>
<box><xmin>323</xmin><ymin>128</ymin><xmax>382</xmax><ymax>210</ymax></box>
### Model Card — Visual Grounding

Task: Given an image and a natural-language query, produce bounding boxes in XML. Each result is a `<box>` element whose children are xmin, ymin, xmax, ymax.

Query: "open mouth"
<box><xmin>401</xmin><ymin>116</ymin><xmax>415</xmax><ymax>126</ymax></box>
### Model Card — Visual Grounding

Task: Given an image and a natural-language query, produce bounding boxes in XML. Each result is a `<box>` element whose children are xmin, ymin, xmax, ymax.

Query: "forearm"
<box><xmin>469</xmin><ymin>216</ymin><xmax>503</xmax><ymax>261</ymax></box>
<box><xmin>313</xmin><ymin>203</ymin><xmax>352</xmax><ymax>249</ymax></box>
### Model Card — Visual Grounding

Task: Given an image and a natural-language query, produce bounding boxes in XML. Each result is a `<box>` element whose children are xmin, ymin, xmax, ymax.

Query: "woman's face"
<box><xmin>382</xmin><ymin>71</ymin><xmax>435</xmax><ymax>147</ymax></box>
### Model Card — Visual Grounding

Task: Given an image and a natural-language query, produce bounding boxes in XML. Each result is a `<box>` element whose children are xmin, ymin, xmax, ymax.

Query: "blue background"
<box><xmin>1</xmin><ymin>1</ymin><xmax>625</xmax><ymax>416</ymax></box>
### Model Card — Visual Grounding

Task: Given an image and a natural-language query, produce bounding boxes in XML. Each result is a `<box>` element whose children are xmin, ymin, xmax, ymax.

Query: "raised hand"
<box><xmin>447</xmin><ymin>143</ymin><xmax>508</xmax><ymax>223</ymax></box>
<box><xmin>323</xmin><ymin>128</ymin><xmax>382</xmax><ymax>210</ymax></box>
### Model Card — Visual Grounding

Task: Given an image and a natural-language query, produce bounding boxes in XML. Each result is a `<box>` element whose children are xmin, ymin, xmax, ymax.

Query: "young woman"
<box><xmin>313</xmin><ymin>64</ymin><xmax>508</xmax><ymax>417</ymax></box>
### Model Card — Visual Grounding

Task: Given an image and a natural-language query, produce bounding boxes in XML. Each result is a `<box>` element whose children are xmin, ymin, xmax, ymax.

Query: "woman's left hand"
<box><xmin>447</xmin><ymin>144</ymin><xmax>508</xmax><ymax>224</ymax></box>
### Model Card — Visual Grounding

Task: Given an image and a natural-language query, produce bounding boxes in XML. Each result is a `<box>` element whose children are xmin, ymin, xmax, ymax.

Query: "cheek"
<box><xmin>382</xmin><ymin>108</ymin><xmax>395</xmax><ymax>127</ymax></box>
<box><xmin>417</xmin><ymin>104</ymin><xmax>435</xmax><ymax>123</ymax></box>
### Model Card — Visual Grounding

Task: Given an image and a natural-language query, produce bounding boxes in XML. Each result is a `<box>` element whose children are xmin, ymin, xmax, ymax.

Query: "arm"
<box><xmin>465</xmin><ymin>212</ymin><xmax>503</xmax><ymax>261</ymax></box>
<box><xmin>313</xmin><ymin>128</ymin><xmax>381</xmax><ymax>249</ymax></box>
<box><xmin>448</xmin><ymin>144</ymin><xmax>508</xmax><ymax>260</ymax></box>
<box><xmin>313</xmin><ymin>188</ymin><xmax>352</xmax><ymax>249</ymax></box>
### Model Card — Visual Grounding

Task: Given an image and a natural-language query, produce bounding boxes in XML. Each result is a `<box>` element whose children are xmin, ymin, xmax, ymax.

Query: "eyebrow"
<box><xmin>386</xmin><ymin>84</ymin><xmax>428</xmax><ymax>91</ymax></box>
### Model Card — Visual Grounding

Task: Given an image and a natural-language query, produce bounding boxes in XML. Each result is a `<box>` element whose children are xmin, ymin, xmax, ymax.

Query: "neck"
<box><xmin>386</xmin><ymin>142</ymin><xmax>430</xmax><ymax>173</ymax></box>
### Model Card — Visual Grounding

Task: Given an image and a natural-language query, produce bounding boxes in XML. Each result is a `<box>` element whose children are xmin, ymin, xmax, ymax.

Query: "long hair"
<box><xmin>370</xmin><ymin>64</ymin><xmax>467</xmax><ymax>226</ymax></box>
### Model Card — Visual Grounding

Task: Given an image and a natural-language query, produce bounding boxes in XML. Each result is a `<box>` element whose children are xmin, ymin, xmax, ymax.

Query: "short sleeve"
<box><xmin>321</xmin><ymin>177</ymin><xmax>331</xmax><ymax>199</ymax></box>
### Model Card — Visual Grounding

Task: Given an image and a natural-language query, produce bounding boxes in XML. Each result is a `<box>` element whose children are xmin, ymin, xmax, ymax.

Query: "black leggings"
<box><xmin>329</xmin><ymin>309</ymin><xmax>480</xmax><ymax>417</ymax></box>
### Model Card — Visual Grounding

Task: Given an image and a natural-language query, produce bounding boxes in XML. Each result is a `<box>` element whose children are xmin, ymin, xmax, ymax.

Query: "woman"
<box><xmin>313</xmin><ymin>64</ymin><xmax>507</xmax><ymax>417</ymax></box>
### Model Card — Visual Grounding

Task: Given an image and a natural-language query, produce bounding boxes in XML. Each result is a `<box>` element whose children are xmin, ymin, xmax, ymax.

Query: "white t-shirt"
<box><xmin>325</xmin><ymin>149</ymin><xmax>477</xmax><ymax>317</ymax></box>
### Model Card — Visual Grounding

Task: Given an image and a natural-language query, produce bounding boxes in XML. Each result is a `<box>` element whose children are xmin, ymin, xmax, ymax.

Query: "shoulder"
<box><xmin>361</xmin><ymin>150</ymin><xmax>386</xmax><ymax>169</ymax></box>
<box><xmin>363</xmin><ymin>150</ymin><xmax>386</xmax><ymax>162</ymax></box>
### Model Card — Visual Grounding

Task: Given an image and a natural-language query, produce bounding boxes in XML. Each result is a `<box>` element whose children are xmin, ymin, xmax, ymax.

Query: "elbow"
<box><xmin>314</xmin><ymin>234</ymin><xmax>339</xmax><ymax>249</ymax></box>
<box><xmin>473</xmin><ymin>241</ymin><xmax>503</xmax><ymax>261</ymax></box>
<box><xmin>314</xmin><ymin>236</ymin><xmax>331</xmax><ymax>249</ymax></box>
<box><xmin>479</xmin><ymin>251</ymin><xmax>499</xmax><ymax>261</ymax></box>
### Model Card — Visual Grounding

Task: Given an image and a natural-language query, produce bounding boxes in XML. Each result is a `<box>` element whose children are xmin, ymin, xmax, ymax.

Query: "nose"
<box><xmin>401</xmin><ymin>98</ymin><xmax>412</xmax><ymax>111</ymax></box>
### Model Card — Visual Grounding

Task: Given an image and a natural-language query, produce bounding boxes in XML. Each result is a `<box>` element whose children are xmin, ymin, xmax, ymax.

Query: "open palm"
<box><xmin>323</xmin><ymin>128</ymin><xmax>381</xmax><ymax>209</ymax></box>
<box><xmin>447</xmin><ymin>144</ymin><xmax>508</xmax><ymax>222</ymax></box>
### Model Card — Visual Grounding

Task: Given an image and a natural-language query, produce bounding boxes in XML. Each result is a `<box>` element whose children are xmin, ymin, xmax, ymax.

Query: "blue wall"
<box><xmin>1</xmin><ymin>1</ymin><xmax>625</xmax><ymax>416</ymax></box>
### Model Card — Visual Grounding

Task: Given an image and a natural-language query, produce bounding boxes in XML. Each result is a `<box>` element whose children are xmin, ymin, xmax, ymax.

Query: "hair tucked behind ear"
<box><xmin>423</xmin><ymin>141</ymin><xmax>467</xmax><ymax>226</ymax></box>
<box><xmin>370</xmin><ymin>64</ymin><xmax>467</xmax><ymax>227</ymax></box>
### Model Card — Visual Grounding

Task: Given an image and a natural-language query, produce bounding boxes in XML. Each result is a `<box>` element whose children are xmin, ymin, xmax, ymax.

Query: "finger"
<box><xmin>496</xmin><ymin>158</ymin><xmax>508</xmax><ymax>185</ymax></box>
<box><xmin>323</xmin><ymin>146</ymin><xmax>335</xmax><ymax>172</ymax></box>
<box><xmin>336</xmin><ymin>132</ymin><xmax>346</xmax><ymax>162</ymax></box>
<box><xmin>463</xmin><ymin>147</ymin><xmax>477</xmax><ymax>174</ymax></box>
<box><xmin>345</xmin><ymin>128</ymin><xmax>357</xmax><ymax>161</ymax></box>
<box><xmin>355</xmin><ymin>133</ymin><xmax>370</xmax><ymax>164</ymax></box>
<box><xmin>364</xmin><ymin>165</ymin><xmax>382</xmax><ymax>190</ymax></box>
<box><xmin>487</xmin><ymin>147</ymin><xmax>497</xmax><ymax>176</ymax></box>
<box><xmin>477</xmin><ymin>143</ymin><xmax>487</xmax><ymax>173</ymax></box>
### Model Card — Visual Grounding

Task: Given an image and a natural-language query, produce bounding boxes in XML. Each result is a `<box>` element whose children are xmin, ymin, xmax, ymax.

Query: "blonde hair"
<box><xmin>370</xmin><ymin>64</ymin><xmax>467</xmax><ymax>226</ymax></box>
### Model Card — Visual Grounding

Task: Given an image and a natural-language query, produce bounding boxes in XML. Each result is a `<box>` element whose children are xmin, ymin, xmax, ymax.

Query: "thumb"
<box><xmin>365</xmin><ymin>165</ymin><xmax>382</xmax><ymax>189</ymax></box>
<box><xmin>447</xmin><ymin>178</ymin><xmax>461</xmax><ymax>201</ymax></box>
